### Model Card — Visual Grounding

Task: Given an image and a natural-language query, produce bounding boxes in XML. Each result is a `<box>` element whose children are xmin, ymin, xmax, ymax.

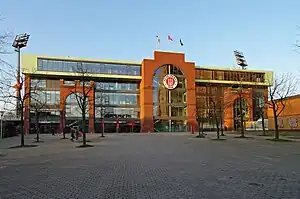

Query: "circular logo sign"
<box><xmin>163</xmin><ymin>74</ymin><xmax>178</xmax><ymax>90</ymax></box>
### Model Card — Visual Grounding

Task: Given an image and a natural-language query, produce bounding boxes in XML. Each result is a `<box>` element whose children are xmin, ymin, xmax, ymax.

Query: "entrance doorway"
<box><xmin>152</xmin><ymin>64</ymin><xmax>187</xmax><ymax>132</ymax></box>
<box><xmin>233</xmin><ymin>98</ymin><xmax>249</xmax><ymax>130</ymax></box>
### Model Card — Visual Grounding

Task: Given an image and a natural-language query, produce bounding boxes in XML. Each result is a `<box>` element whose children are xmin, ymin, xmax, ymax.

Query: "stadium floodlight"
<box><xmin>12</xmin><ymin>33</ymin><xmax>30</xmax><ymax>50</ymax></box>
<box><xmin>12</xmin><ymin>33</ymin><xmax>30</xmax><ymax>117</ymax></box>
<box><xmin>233</xmin><ymin>50</ymin><xmax>248</xmax><ymax>70</ymax></box>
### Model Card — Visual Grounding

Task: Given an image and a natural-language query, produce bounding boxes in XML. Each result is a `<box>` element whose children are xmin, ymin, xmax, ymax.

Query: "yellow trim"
<box><xmin>195</xmin><ymin>79</ymin><xmax>272</xmax><ymax>86</ymax></box>
<box><xmin>264</xmin><ymin>71</ymin><xmax>274</xmax><ymax>85</ymax></box>
<box><xmin>195</xmin><ymin>66</ymin><xmax>272</xmax><ymax>74</ymax></box>
<box><xmin>22</xmin><ymin>54</ymin><xmax>273</xmax><ymax>85</ymax></box>
<box><xmin>27</xmin><ymin>54</ymin><xmax>141</xmax><ymax>65</ymax></box>
<box><xmin>22</xmin><ymin>54</ymin><xmax>141</xmax><ymax>75</ymax></box>
<box><xmin>22</xmin><ymin>54</ymin><xmax>141</xmax><ymax>74</ymax></box>
<box><xmin>22</xmin><ymin>54</ymin><xmax>38</xmax><ymax>74</ymax></box>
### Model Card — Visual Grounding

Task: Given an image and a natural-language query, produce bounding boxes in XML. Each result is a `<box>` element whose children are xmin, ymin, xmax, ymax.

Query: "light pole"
<box><xmin>0</xmin><ymin>110</ymin><xmax>5</xmax><ymax>139</ymax></box>
<box><xmin>12</xmin><ymin>33</ymin><xmax>30</xmax><ymax>118</ymax></box>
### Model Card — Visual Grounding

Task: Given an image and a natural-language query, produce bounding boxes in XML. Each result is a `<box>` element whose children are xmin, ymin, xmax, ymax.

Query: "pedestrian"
<box><xmin>75</xmin><ymin>128</ymin><xmax>80</xmax><ymax>140</ymax></box>
<box><xmin>51</xmin><ymin>127</ymin><xmax>55</xmax><ymax>136</ymax></box>
<box><xmin>70</xmin><ymin>128</ymin><xmax>75</xmax><ymax>141</ymax></box>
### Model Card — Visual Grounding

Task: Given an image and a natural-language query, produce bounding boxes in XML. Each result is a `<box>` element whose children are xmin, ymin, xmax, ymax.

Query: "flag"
<box><xmin>180</xmin><ymin>39</ymin><xmax>184</xmax><ymax>46</ymax></box>
<box><xmin>156</xmin><ymin>35</ymin><xmax>160</xmax><ymax>50</ymax></box>
<box><xmin>168</xmin><ymin>35</ymin><xmax>173</xmax><ymax>41</ymax></box>
<box><xmin>156</xmin><ymin>35</ymin><xmax>160</xmax><ymax>44</ymax></box>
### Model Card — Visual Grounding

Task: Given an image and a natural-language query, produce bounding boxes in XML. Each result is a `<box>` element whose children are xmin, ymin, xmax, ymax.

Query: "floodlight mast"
<box><xmin>233</xmin><ymin>50</ymin><xmax>248</xmax><ymax>70</ymax></box>
<box><xmin>12</xmin><ymin>33</ymin><xmax>30</xmax><ymax>117</ymax></box>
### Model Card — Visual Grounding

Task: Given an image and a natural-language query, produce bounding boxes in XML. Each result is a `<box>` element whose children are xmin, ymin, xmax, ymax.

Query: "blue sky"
<box><xmin>1</xmin><ymin>0</ymin><xmax>300</xmax><ymax>74</ymax></box>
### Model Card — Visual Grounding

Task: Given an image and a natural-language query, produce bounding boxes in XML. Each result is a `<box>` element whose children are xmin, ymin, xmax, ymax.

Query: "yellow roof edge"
<box><xmin>196</xmin><ymin>65</ymin><xmax>272</xmax><ymax>73</ymax></box>
<box><xmin>195</xmin><ymin>79</ymin><xmax>272</xmax><ymax>86</ymax></box>
<box><xmin>22</xmin><ymin>53</ymin><xmax>142</xmax><ymax>66</ymax></box>
<box><xmin>22</xmin><ymin>54</ymin><xmax>272</xmax><ymax>73</ymax></box>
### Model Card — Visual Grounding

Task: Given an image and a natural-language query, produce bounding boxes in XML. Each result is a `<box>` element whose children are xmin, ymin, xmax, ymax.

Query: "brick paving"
<box><xmin>0</xmin><ymin>133</ymin><xmax>299</xmax><ymax>199</ymax></box>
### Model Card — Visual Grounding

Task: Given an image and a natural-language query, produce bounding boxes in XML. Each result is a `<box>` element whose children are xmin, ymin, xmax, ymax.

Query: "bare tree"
<box><xmin>70</xmin><ymin>63</ymin><xmax>94</xmax><ymax>147</ymax></box>
<box><xmin>0</xmin><ymin>16</ymin><xmax>12</xmax><ymax>56</ymax></box>
<box><xmin>0</xmin><ymin>33</ymin><xmax>11</xmax><ymax>55</ymax></box>
<box><xmin>293</xmin><ymin>26</ymin><xmax>300</xmax><ymax>54</ymax></box>
<box><xmin>252</xmin><ymin>90</ymin><xmax>267</xmax><ymax>135</ymax></box>
<box><xmin>195</xmin><ymin>102</ymin><xmax>207</xmax><ymax>138</ymax></box>
<box><xmin>230</xmin><ymin>78</ymin><xmax>251</xmax><ymax>138</ymax></box>
<box><xmin>30</xmin><ymin>84</ymin><xmax>48</xmax><ymax>142</ymax></box>
<box><xmin>95</xmin><ymin>82</ymin><xmax>109</xmax><ymax>137</ymax></box>
<box><xmin>267</xmin><ymin>73</ymin><xmax>298</xmax><ymax>140</ymax></box>
<box><xmin>0</xmin><ymin>61</ymin><xmax>38</xmax><ymax>147</ymax></box>
<box><xmin>208</xmin><ymin>89</ymin><xmax>224</xmax><ymax>139</ymax></box>
<box><xmin>195</xmin><ymin>85</ymin><xmax>210</xmax><ymax>138</ymax></box>
<box><xmin>209</xmin><ymin>98</ymin><xmax>221</xmax><ymax>139</ymax></box>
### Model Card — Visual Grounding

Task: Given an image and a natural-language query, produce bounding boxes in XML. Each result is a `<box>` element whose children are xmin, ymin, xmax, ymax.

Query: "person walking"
<box><xmin>51</xmin><ymin>126</ymin><xmax>55</xmax><ymax>136</ymax></box>
<box><xmin>75</xmin><ymin>128</ymin><xmax>79</xmax><ymax>140</ymax></box>
<box><xmin>70</xmin><ymin>128</ymin><xmax>75</xmax><ymax>141</ymax></box>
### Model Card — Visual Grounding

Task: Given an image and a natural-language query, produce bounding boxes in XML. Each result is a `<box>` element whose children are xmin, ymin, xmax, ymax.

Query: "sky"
<box><xmin>1</xmin><ymin>0</ymin><xmax>300</xmax><ymax>75</ymax></box>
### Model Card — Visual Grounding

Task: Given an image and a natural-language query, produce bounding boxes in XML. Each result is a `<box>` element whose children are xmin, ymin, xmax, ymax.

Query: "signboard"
<box><xmin>163</xmin><ymin>74</ymin><xmax>178</xmax><ymax>90</ymax></box>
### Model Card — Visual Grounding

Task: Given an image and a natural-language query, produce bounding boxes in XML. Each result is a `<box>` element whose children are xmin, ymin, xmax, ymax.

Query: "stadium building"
<box><xmin>22</xmin><ymin>51</ymin><xmax>273</xmax><ymax>134</ymax></box>
<box><xmin>268</xmin><ymin>94</ymin><xmax>300</xmax><ymax>131</ymax></box>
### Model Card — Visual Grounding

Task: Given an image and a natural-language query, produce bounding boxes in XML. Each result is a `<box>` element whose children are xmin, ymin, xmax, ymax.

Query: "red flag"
<box><xmin>116</xmin><ymin>120</ymin><xmax>119</xmax><ymax>129</ymax></box>
<box><xmin>102</xmin><ymin>119</ymin><xmax>104</xmax><ymax>129</ymax></box>
<box><xmin>168</xmin><ymin>35</ymin><xmax>173</xmax><ymax>41</ymax></box>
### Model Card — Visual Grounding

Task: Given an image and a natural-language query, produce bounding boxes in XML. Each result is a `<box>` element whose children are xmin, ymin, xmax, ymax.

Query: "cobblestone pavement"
<box><xmin>0</xmin><ymin>133</ymin><xmax>299</xmax><ymax>199</ymax></box>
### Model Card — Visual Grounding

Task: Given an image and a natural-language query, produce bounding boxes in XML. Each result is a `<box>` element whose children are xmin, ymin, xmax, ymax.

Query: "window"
<box><xmin>94</xmin><ymin>93</ymin><xmax>138</xmax><ymax>105</ymax></box>
<box><xmin>37</xmin><ymin>58</ymin><xmax>141</xmax><ymax>76</ymax></box>
<box><xmin>183</xmin><ymin>93</ymin><xmax>187</xmax><ymax>103</ymax></box>
<box><xmin>46</xmin><ymin>92</ymin><xmax>51</xmax><ymax>102</ymax></box>
<box><xmin>120</xmin><ymin>83</ymin><xmax>127</xmax><ymax>90</ymax></box>
<box><xmin>64</xmin><ymin>80</ymin><xmax>75</xmax><ymax>85</ymax></box>
<box><xmin>37</xmin><ymin>59</ymin><xmax>43</xmax><ymax>70</ymax></box>
<box><xmin>31</xmin><ymin>79</ymin><xmax>46</xmax><ymax>88</ymax></box>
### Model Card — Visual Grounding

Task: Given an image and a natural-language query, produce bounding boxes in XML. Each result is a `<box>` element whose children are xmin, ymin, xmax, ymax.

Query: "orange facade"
<box><xmin>268</xmin><ymin>95</ymin><xmax>300</xmax><ymax>130</ymax></box>
<box><xmin>23</xmin><ymin>51</ymin><xmax>270</xmax><ymax>134</ymax></box>
<box><xmin>223</xmin><ymin>88</ymin><xmax>254</xmax><ymax>129</ymax></box>
<box><xmin>140</xmin><ymin>51</ymin><xmax>197</xmax><ymax>132</ymax></box>
<box><xmin>59</xmin><ymin>80</ymin><xmax>95</xmax><ymax>133</ymax></box>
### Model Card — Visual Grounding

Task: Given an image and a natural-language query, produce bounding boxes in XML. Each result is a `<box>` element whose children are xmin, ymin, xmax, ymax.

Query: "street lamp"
<box><xmin>233</xmin><ymin>50</ymin><xmax>248</xmax><ymax>70</ymax></box>
<box><xmin>12</xmin><ymin>33</ymin><xmax>30</xmax><ymax>117</ymax></box>
<box><xmin>0</xmin><ymin>110</ymin><xmax>5</xmax><ymax>139</ymax></box>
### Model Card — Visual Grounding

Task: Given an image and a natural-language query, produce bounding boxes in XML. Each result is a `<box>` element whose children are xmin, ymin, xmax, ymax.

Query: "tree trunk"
<box><xmin>82</xmin><ymin>113</ymin><xmax>87</xmax><ymax>146</ymax></box>
<box><xmin>273</xmin><ymin>106</ymin><xmax>279</xmax><ymax>140</ymax></box>
<box><xmin>101</xmin><ymin>119</ymin><xmax>104</xmax><ymax>137</ymax></box>
<box><xmin>214</xmin><ymin>110</ymin><xmax>220</xmax><ymax>139</ymax></box>
<box><xmin>35</xmin><ymin>111</ymin><xmax>40</xmax><ymax>142</ymax></box>
<box><xmin>201</xmin><ymin>121</ymin><xmax>204</xmax><ymax>135</ymax></box>
<box><xmin>220</xmin><ymin>113</ymin><xmax>224</xmax><ymax>136</ymax></box>
<box><xmin>20</xmin><ymin>105</ymin><xmax>25</xmax><ymax>147</ymax></box>
<box><xmin>198</xmin><ymin>121</ymin><xmax>201</xmax><ymax>137</ymax></box>
<box><xmin>239</xmin><ymin>99</ymin><xmax>245</xmax><ymax>137</ymax></box>
<box><xmin>261</xmin><ymin>111</ymin><xmax>266</xmax><ymax>136</ymax></box>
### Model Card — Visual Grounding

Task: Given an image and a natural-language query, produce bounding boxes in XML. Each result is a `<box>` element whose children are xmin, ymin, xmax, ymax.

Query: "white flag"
<box><xmin>156</xmin><ymin>35</ymin><xmax>160</xmax><ymax>43</ymax></box>
<box><xmin>156</xmin><ymin>35</ymin><xmax>160</xmax><ymax>50</ymax></box>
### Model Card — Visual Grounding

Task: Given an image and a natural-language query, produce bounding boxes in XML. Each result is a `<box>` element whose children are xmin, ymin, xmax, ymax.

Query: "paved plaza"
<box><xmin>0</xmin><ymin>133</ymin><xmax>299</xmax><ymax>199</ymax></box>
